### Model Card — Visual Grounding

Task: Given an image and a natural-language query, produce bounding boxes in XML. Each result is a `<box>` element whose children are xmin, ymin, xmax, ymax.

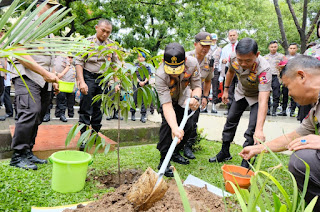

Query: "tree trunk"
<box><xmin>273</xmin><ymin>0</ymin><xmax>289</xmax><ymax>54</ymax></box>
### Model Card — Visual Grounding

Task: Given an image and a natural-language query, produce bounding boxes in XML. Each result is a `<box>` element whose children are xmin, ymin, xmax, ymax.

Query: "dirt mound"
<box><xmin>65</xmin><ymin>170</ymin><xmax>226</xmax><ymax>212</ymax></box>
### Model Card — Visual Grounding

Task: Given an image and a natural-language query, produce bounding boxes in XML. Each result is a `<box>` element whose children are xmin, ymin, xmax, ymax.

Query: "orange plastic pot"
<box><xmin>221</xmin><ymin>164</ymin><xmax>255</xmax><ymax>194</ymax></box>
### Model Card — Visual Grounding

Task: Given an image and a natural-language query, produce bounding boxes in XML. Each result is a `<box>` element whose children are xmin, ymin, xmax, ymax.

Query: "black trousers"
<box><xmin>186</xmin><ymin>108</ymin><xmax>200</xmax><ymax>146</ymax></box>
<box><xmin>222</xmin><ymin>97</ymin><xmax>258</xmax><ymax>148</ymax></box>
<box><xmin>224</xmin><ymin>67</ymin><xmax>237</xmax><ymax>109</ymax></box>
<box><xmin>130</xmin><ymin>85</ymin><xmax>146</xmax><ymax>115</ymax></box>
<box><xmin>4</xmin><ymin>86</ymin><xmax>13</xmax><ymax>116</ymax></box>
<box><xmin>281</xmin><ymin>85</ymin><xmax>289</xmax><ymax>111</ymax></box>
<box><xmin>11</xmin><ymin>77</ymin><xmax>51</xmax><ymax>150</ymax></box>
<box><xmin>268</xmin><ymin>75</ymin><xmax>280</xmax><ymax>112</ymax></box>
<box><xmin>289</xmin><ymin>149</ymin><xmax>320</xmax><ymax>211</ymax></box>
<box><xmin>0</xmin><ymin>76</ymin><xmax>4</xmax><ymax>99</ymax></box>
<box><xmin>55</xmin><ymin>91</ymin><xmax>75</xmax><ymax>117</ymax></box>
<box><xmin>157</xmin><ymin>104</ymin><xmax>193</xmax><ymax>158</ymax></box>
<box><xmin>211</xmin><ymin>68</ymin><xmax>221</xmax><ymax>104</ymax></box>
<box><xmin>79</xmin><ymin>70</ymin><xmax>104</xmax><ymax>133</ymax></box>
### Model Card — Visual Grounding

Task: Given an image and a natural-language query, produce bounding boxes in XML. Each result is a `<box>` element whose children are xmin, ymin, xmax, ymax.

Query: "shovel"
<box><xmin>127</xmin><ymin>98</ymin><xmax>196</xmax><ymax>211</ymax></box>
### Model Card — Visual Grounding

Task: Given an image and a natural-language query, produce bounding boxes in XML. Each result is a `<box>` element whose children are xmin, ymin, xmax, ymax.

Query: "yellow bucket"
<box><xmin>58</xmin><ymin>81</ymin><xmax>75</xmax><ymax>93</ymax></box>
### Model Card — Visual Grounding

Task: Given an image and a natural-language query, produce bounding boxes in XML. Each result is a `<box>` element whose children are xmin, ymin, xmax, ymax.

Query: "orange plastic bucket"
<box><xmin>221</xmin><ymin>164</ymin><xmax>254</xmax><ymax>194</ymax></box>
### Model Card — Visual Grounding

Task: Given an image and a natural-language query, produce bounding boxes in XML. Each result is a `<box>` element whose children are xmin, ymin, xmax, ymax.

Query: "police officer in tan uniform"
<box><xmin>264</xmin><ymin>40</ymin><xmax>286</xmax><ymax>116</ymax></box>
<box><xmin>76</xmin><ymin>19</ymin><xmax>120</xmax><ymax>150</ymax></box>
<box><xmin>209</xmin><ymin>38</ymin><xmax>271</xmax><ymax>168</ymax></box>
<box><xmin>209</xmin><ymin>33</ymin><xmax>222</xmax><ymax>113</ymax></box>
<box><xmin>55</xmin><ymin>56</ymin><xmax>76</xmax><ymax>122</ymax></box>
<box><xmin>184</xmin><ymin>32</ymin><xmax>212</xmax><ymax>159</ymax></box>
<box><xmin>240</xmin><ymin>55</ymin><xmax>320</xmax><ymax>210</ymax></box>
<box><xmin>156</xmin><ymin>43</ymin><xmax>201</xmax><ymax>177</ymax></box>
<box><xmin>10</xmin><ymin>0</ymin><xmax>61</xmax><ymax>170</ymax></box>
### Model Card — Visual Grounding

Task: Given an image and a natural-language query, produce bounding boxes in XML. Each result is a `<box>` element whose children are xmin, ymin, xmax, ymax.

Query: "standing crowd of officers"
<box><xmin>1</xmin><ymin>0</ymin><xmax>320</xmax><ymax>209</ymax></box>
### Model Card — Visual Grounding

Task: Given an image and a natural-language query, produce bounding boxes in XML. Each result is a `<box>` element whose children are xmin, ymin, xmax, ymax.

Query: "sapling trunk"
<box><xmin>117</xmin><ymin>91</ymin><xmax>121</xmax><ymax>186</ymax></box>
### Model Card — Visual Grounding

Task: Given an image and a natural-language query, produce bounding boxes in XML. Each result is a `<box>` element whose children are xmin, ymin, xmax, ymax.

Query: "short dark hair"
<box><xmin>268</xmin><ymin>40</ymin><xmax>278</xmax><ymax>46</ymax></box>
<box><xmin>280</xmin><ymin>55</ymin><xmax>320</xmax><ymax>79</ymax></box>
<box><xmin>289</xmin><ymin>42</ymin><xmax>298</xmax><ymax>48</ymax></box>
<box><xmin>235</xmin><ymin>38</ymin><xmax>258</xmax><ymax>55</ymax></box>
<box><xmin>97</xmin><ymin>19</ymin><xmax>112</xmax><ymax>26</ymax></box>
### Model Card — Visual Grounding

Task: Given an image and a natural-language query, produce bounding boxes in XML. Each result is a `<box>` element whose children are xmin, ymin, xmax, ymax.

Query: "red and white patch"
<box><xmin>258</xmin><ymin>72</ymin><xmax>267</xmax><ymax>84</ymax></box>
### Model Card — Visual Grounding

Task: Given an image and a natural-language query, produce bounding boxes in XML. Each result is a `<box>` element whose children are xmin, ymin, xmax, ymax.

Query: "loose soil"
<box><xmin>65</xmin><ymin>169</ymin><xmax>228</xmax><ymax>212</ymax></box>
<box><xmin>230</xmin><ymin>172</ymin><xmax>251</xmax><ymax>178</ymax></box>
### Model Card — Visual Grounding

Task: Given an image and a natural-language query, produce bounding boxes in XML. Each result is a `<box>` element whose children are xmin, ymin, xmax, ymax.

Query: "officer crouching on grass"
<box><xmin>240</xmin><ymin>55</ymin><xmax>320</xmax><ymax>211</ymax></box>
<box><xmin>155</xmin><ymin>43</ymin><xmax>201</xmax><ymax>177</ymax></box>
<box><xmin>209</xmin><ymin>38</ymin><xmax>271</xmax><ymax>168</ymax></box>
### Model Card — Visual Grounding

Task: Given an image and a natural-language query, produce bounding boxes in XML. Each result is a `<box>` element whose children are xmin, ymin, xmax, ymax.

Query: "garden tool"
<box><xmin>127</xmin><ymin>98</ymin><xmax>196</xmax><ymax>211</ymax></box>
<box><xmin>245</xmin><ymin>154</ymin><xmax>257</xmax><ymax>175</ymax></box>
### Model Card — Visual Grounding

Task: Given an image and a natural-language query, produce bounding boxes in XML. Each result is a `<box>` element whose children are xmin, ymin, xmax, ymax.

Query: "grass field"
<box><xmin>0</xmin><ymin>140</ymin><xmax>292</xmax><ymax>211</ymax></box>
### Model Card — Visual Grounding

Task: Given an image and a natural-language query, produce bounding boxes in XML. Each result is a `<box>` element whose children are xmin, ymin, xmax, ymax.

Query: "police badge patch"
<box><xmin>258</xmin><ymin>72</ymin><xmax>268</xmax><ymax>84</ymax></box>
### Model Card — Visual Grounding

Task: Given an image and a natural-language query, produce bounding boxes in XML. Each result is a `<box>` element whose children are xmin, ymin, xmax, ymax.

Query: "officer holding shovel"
<box><xmin>240</xmin><ymin>55</ymin><xmax>320</xmax><ymax>210</ymax></box>
<box><xmin>155</xmin><ymin>43</ymin><xmax>201</xmax><ymax>177</ymax></box>
<box><xmin>209</xmin><ymin>38</ymin><xmax>271</xmax><ymax>168</ymax></box>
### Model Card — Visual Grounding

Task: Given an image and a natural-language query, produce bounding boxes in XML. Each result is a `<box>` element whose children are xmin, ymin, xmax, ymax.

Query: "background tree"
<box><xmin>273</xmin><ymin>0</ymin><xmax>320</xmax><ymax>54</ymax></box>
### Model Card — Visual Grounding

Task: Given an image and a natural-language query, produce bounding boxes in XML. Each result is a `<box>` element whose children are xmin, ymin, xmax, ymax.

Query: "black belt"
<box><xmin>84</xmin><ymin>69</ymin><xmax>102</xmax><ymax>79</ymax></box>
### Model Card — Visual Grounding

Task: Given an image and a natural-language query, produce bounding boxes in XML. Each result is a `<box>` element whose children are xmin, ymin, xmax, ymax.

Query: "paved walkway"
<box><xmin>0</xmin><ymin>103</ymin><xmax>300</xmax><ymax>150</ymax></box>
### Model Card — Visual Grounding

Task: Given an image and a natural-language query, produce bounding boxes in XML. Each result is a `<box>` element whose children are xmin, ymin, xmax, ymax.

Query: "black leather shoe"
<box><xmin>140</xmin><ymin>114</ymin><xmax>146</xmax><ymax>123</ymax></box>
<box><xmin>0</xmin><ymin>116</ymin><xmax>5</xmax><ymax>121</ymax></box>
<box><xmin>184</xmin><ymin>145</ymin><xmax>195</xmax><ymax>159</ymax></box>
<box><xmin>113</xmin><ymin>113</ymin><xmax>123</xmax><ymax>120</ymax></box>
<box><xmin>241</xmin><ymin>159</ymin><xmax>250</xmax><ymax>169</ymax></box>
<box><xmin>157</xmin><ymin>161</ymin><xmax>174</xmax><ymax>178</ymax></box>
<box><xmin>79</xmin><ymin>142</ymin><xmax>86</xmax><ymax>151</ymax></box>
<box><xmin>10</xmin><ymin>151</ymin><xmax>38</xmax><ymax>170</ymax></box>
<box><xmin>43</xmin><ymin>114</ymin><xmax>50</xmax><ymax>122</ymax></box>
<box><xmin>171</xmin><ymin>153</ymin><xmax>189</xmax><ymax>165</ymax></box>
<box><xmin>26</xmin><ymin>150</ymin><xmax>47</xmax><ymax>164</ymax></box>
<box><xmin>131</xmin><ymin>113</ymin><xmax>136</xmax><ymax>121</ymax></box>
<box><xmin>209</xmin><ymin>151</ymin><xmax>232</xmax><ymax>163</ymax></box>
<box><xmin>200</xmin><ymin>108</ymin><xmax>208</xmax><ymax>113</ymax></box>
<box><xmin>60</xmin><ymin>115</ymin><xmax>68</xmax><ymax>122</ymax></box>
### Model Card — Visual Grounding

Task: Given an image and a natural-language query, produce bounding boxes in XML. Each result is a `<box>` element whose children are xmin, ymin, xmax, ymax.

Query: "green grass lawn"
<box><xmin>0</xmin><ymin>140</ymin><xmax>292</xmax><ymax>211</ymax></box>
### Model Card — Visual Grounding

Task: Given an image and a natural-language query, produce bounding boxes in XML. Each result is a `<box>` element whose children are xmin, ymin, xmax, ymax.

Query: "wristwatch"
<box><xmin>192</xmin><ymin>95</ymin><xmax>200</xmax><ymax>102</ymax></box>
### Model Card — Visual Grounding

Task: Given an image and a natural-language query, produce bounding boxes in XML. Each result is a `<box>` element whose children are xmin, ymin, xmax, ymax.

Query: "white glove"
<box><xmin>219</xmin><ymin>76</ymin><xmax>224</xmax><ymax>82</ymax></box>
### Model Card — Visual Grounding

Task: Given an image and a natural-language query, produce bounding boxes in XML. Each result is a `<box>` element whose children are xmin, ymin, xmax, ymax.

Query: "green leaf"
<box><xmin>273</xmin><ymin>193</ymin><xmax>282</xmax><ymax>212</ymax></box>
<box><xmin>304</xmin><ymin>196</ymin><xmax>318</xmax><ymax>212</ymax></box>
<box><xmin>172</xmin><ymin>167</ymin><xmax>192</xmax><ymax>212</ymax></box>
<box><xmin>65</xmin><ymin>124</ymin><xmax>78</xmax><ymax>147</ymax></box>
<box><xmin>104</xmin><ymin>143</ymin><xmax>111</xmax><ymax>155</ymax></box>
<box><xmin>77</xmin><ymin>130</ymin><xmax>91</xmax><ymax>149</ymax></box>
